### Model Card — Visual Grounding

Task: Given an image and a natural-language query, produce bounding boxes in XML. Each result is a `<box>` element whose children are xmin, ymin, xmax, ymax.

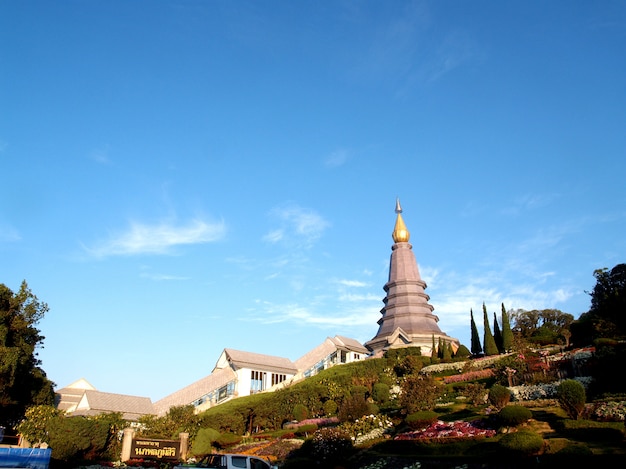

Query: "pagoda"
<box><xmin>365</xmin><ymin>199</ymin><xmax>460</xmax><ymax>357</ymax></box>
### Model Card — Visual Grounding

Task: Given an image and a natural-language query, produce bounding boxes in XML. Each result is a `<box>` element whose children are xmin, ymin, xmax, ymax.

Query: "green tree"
<box><xmin>483</xmin><ymin>303</ymin><xmax>499</xmax><ymax>356</ymax></box>
<box><xmin>493</xmin><ymin>312</ymin><xmax>503</xmax><ymax>353</ymax></box>
<box><xmin>511</xmin><ymin>308</ymin><xmax>574</xmax><ymax>344</ymax></box>
<box><xmin>501</xmin><ymin>303</ymin><xmax>514</xmax><ymax>352</ymax></box>
<box><xmin>0</xmin><ymin>281</ymin><xmax>55</xmax><ymax>430</ymax></box>
<box><xmin>470</xmin><ymin>309</ymin><xmax>482</xmax><ymax>356</ymax></box>
<box><xmin>399</xmin><ymin>375</ymin><xmax>444</xmax><ymax>413</ymax></box>
<box><xmin>572</xmin><ymin>264</ymin><xmax>626</xmax><ymax>345</ymax></box>
<box><xmin>557</xmin><ymin>379</ymin><xmax>586</xmax><ymax>420</ymax></box>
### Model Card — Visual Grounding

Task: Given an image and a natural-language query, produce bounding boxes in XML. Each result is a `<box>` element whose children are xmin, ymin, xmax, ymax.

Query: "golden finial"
<box><xmin>392</xmin><ymin>198</ymin><xmax>410</xmax><ymax>243</ymax></box>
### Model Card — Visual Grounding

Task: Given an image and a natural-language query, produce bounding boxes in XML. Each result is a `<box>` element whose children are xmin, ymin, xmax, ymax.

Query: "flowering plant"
<box><xmin>340</xmin><ymin>414</ymin><xmax>394</xmax><ymax>445</ymax></box>
<box><xmin>592</xmin><ymin>401</ymin><xmax>626</xmax><ymax>421</ymax></box>
<box><xmin>394</xmin><ymin>420</ymin><xmax>495</xmax><ymax>441</ymax></box>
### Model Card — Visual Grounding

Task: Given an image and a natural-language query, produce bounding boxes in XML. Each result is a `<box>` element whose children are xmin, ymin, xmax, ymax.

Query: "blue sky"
<box><xmin>1</xmin><ymin>1</ymin><xmax>625</xmax><ymax>401</ymax></box>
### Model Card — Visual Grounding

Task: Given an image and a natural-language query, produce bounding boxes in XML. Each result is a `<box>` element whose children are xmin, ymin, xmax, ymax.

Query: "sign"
<box><xmin>129</xmin><ymin>438</ymin><xmax>180</xmax><ymax>460</ymax></box>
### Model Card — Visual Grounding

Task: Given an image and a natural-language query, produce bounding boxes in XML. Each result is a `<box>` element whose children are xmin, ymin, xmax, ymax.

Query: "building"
<box><xmin>365</xmin><ymin>199</ymin><xmax>460</xmax><ymax>356</ymax></box>
<box><xmin>152</xmin><ymin>336</ymin><xmax>367</xmax><ymax>416</ymax></box>
<box><xmin>55</xmin><ymin>379</ymin><xmax>154</xmax><ymax>421</ymax></box>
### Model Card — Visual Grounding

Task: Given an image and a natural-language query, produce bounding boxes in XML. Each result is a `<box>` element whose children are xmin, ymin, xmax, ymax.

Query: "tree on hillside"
<box><xmin>510</xmin><ymin>308</ymin><xmax>574</xmax><ymax>345</ymax></box>
<box><xmin>571</xmin><ymin>263</ymin><xmax>626</xmax><ymax>345</ymax></box>
<box><xmin>493</xmin><ymin>312</ymin><xmax>503</xmax><ymax>353</ymax></box>
<box><xmin>482</xmin><ymin>303</ymin><xmax>499</xmax><ymax>356</ymax></box>
<box><xmin>470</xmin><ymin>309</ymin><xmax>482</xmax><ymax>356</ymax></box>
<box><xmin>1</xmin><ymin>281</ymin><xmax>55</xmax><ymax>430</ymax></box>
<box><xmin>501</xmin><ymin>303</ymin><xmax>514</xmax><ymax>352</ymax></box>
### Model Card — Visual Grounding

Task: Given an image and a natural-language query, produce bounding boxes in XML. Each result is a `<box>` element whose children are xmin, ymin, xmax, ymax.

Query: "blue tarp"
<box><xmin>0</xmin><ymin>448</ymin><xmax>51</xmax><ymax>469</ymax></box>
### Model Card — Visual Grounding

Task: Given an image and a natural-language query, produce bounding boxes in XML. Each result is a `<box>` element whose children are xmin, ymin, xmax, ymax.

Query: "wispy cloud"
<box><xmin>336</xmin><ymin>279</ymin><xmax>369</xmax><ymax>288</ymax></box>
<box><xmin>89</xmin><ymin>146</ymin><xmax>112</xmax><ymax>165</ymax></box>
<box><xmin>86</xmin><ymin>218</ymin><xmax>226</xmax><ymax>258</ymax></box>
<box><xmin>264</xmin><ymin>203</ymin><xmax>330</xmax><ymax>248</ymax></box>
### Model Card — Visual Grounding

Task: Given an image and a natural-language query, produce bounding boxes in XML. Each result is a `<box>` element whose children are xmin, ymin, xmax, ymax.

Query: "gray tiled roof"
<box><xmin>59</xmin><ymin>389</ymin><xmax>154</xmax><ymax>421</ymax></box>
<box><xmin>153</xmin><ymin>367</ymin><xmax>237</xmax><ymax>416</ymax></box>
<box><xmin>221</xmin><ymin>348</ymin><xmax>298</xmax><ymax>374</ymax></box>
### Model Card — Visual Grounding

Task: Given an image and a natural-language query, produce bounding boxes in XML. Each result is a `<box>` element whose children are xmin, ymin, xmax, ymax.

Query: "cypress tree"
<box><xmin>443</xmin><ymin>341</ymin><xmax>452</xmax><ymax>360</ymax></box>
<box><xmin>470</xmin><ymin>309</ymin><xmax>483</xmax><ymax>356</ymax></box>
<box><xmin>438</xmin><ymin>337</ymin><xmax>444</xmax><ymax>359</ymax></box>
<box><xmin>493</xmin><ymin>311</ymin><xmax>503</xmax><ymax>353</ymax></box>
<box><xmin>501</xmin><ymin>303</ymin><xmax>514</xmax><ymax>352</ymax></box>
<box><xmin>483</xmin><ymin>302</ymin><xmax>499</xmax><ymax>356</ymax></box>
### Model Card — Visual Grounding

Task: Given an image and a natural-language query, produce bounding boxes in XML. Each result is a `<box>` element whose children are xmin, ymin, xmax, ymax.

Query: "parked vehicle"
<box><xmin>173</xmin><ymin>453</ymin><xmax>277</xmax><ymax>469</ymax></box>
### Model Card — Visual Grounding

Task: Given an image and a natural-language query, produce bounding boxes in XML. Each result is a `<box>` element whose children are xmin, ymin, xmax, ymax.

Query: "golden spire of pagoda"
<box><xmin>392</xmin><ymin>198</ymin><xmax>410</xmax><ymax>243</ymax></box>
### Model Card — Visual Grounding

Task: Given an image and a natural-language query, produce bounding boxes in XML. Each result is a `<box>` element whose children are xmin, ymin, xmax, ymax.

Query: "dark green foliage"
<box><xmin>455</xmin><ymin>344</ymin><xmax>471</xmax><ymax>359</ymax></box>
<box><xmin>371</xmin><ymin>382</ymin><xmax>390</xmax><ymax>405</ymax></box>
<box><xmin>431</xmin><ymin>335</ymin><xmax>437</xmax><ymax>359</ymax></box>
<box><xmin>460</xmin><ymin>382</ymin><xmax>487</xmax><ymax>407</ymax></box>
<box><xmin>572</xmin><ymin>264</ymin><xmax>626</xmax><ymax>345</ymax></box>
<box><xmin>493</xmin><ymin>312</ymin><xmax>503</xmax><ymax>353</ymax></box>
<box><xmin>47</xmin><ymin>416</ymin><xmax>109</xmax><ymax>463</ymax></box>
<box><xmin>497</xmin><ymin>405</ymin><xmax>532</xmax><ymax>427</ymax></box>
<box><xmin>498</xmin><ymin>430</ymin><xmax>544</xmax><ymax>456</ymax></box>
<box><xmin>191</xmin><ymin>427</ymin><xmax>220</xmax><ymax>457</ymax></box>
<box><xmin>294</xmin><ymin>424</ymin><xmax>317</xmax><ymax>436</ymax></box>
<box><xmin>483</xmin><ymin>303</ymin><xmax>499</xmax><ymax>356</ymax></box>
<box><xmin>399</xmin><ymin>374</ymin><xmax>445</xmax><ymax>413</ymax></box>
<box><xmin>405</xmin><ymin>411</ymin><xmax>438</xmax><ymax>430</ymax></box>
<box><xmin>488</xmin><ymin>384</ymin><xmax>511</xmax><ymax>410</ymax></box>
<box><xmin>553</xmin><ymin>418</ymin><xmax>625</xmax><ymax>441</ymax></box>
<box><xmin>338</xmin><ymin>394</ymin><xmax>370</xmax><ymax>422</ymax></box>
<box><xmin>0</xmin><ymin>281</ymin><xmax>55</xmax><ymax>429</ymax></box>
<box><xmin>470</xmin><ymin>309</ymin><xmax>482</xmax><ymax>355</ymax></box>
<box><xmin>443</xmin><ymin>341</ymin><xmax>452</xmax><ymax>360</ymax></box>
<box><xmin>323</xmin><ymin>399</ymin><xmax>337</xmax><ymax>416</ymax></box>
<box><xmin>557</xmin><ymin>379</ymin><xmax>586</xmax><ymax>419</ymax></box>
<box><xmin>292</xmin><ymin>403</ymin><xmax>308</xmax><ymax>421</ymax></box>
<box><xmin>214</xmin><ymin>432</ymin><xmax>242</xmax><ymax>448</ymax></box>
<box><xmin>501</xmin><ymin>304</ymin><xmax>514</xmax><ymax>352</ymax></box>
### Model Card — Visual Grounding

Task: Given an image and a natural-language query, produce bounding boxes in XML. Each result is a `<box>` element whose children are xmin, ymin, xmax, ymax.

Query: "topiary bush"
<box><xmin>488</xmin><ymin>384</ymin><xmax>511</xmax><ymax>410</ymax></box>
<box><xmin>497</xmin><ymin>405</ymin><xmax>532</xmax><ymax>427</ymax></box>
<box><xmin>498</xmin><ymin>430</ymin><xmax>544</xmax><ymax>456</ymax></box>
<box><xmin>557</xmin><ymin>379</ymin><xmax>586</xmax><ymax>420</ymax></box>
<box><xmin>372</xmin><ymin>382</ymin><xmax>390</xmax><ymax>405</ymax></box>
<box><xmin>214</xmin><ymin>432</ymin><xmax>242</xmax><ymax>448</ymax></box>
<box><xmin>191</xmin><ymin>427</ymin><xmax>221</xmax><ymax>457</ymax></box>
<box><xmin>405</xmin><ymin>411</ymin><xmax>439</xmax><ymax>430</ymax></box>
<box><xmin>323</xmin><ymin>399</ymin><xmax>338</xmax><ymax>416</ymax></box>
<box><xmin>293</xmin><ymin>403</ymin><xmax>309</xmax><ymax>421</ymax></box>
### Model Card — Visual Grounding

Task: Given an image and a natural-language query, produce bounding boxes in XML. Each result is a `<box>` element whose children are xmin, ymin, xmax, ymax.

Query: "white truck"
<box><xmin>173</xmin><ymin>453</ymin><xmax>277</xmax><ymax>469</ymax></box>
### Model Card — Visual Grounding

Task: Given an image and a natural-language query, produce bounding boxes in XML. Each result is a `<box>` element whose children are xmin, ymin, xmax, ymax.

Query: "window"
<box><xmin>231</xmin><ymin>456</ymin><xmax>247</xmax><ymax>468</ymax></box>
<box><xmin>271</xmin><ymin>373</ymin><xmax>286</xmax><ymax>386</ymax></box>
<box><xmin>251</xmin><ymin>370</ymin><xmax>266</xmax><ymax>393</ymax></box>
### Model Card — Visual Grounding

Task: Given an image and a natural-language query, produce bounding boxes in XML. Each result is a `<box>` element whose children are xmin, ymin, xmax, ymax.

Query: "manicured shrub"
<box><xmin>498</xmin><ymin>430</ymin><xmax>544</xmax><ymax>455</ymax></box>
<box><xmin>338</xmin><ymin>394</ymin><xmax>370</xmax><ymax>422</ymax></box>
<box><xmin>497</xmin><ymin>405</ymin><xmax>532</xmax><ymax>427</ymax></box>
<box><xmin>214</xmin><ymin>432</ymin><xmax>242</xmax><ymax>448</ymax></box>
<box><xmin>488</xmin><ymin>384</ymin><xmax>511</xmax><ymax>410</ymax></box>
<box><xmin>372</xmin><ymin>382</ymin><xmax>390</xmax><ymax>405</ymax></box>
<box><xmin>191</xmin><ymin>427</ymin><xmax>220</xmax><ymax>457</ymax></box>
<box><xmin>455</xmin><ymin>344</ymin><xmax>471</xmax><ymax>359</ymax></box>
<box><xmin>557</xmin><ymin>379</ymin><xmax>586</xmax><ymax>420</ymax></box>
<box><xmin>293</xmin><ymin>403</ymin><xmax>309</xmax><ymax>421</ymax></box>
<box><xmin>405</xmin><ymin>411</ymin><xmax>439</xmax><ymax>430</ymax></box>
<box><xmin>323</xmin><ymin>399</ymin><xmax>338</xmax><ymax>416</ymax></box>
<box><xmin>399</xmin><ymin>375</ymin><xmax>445</xmax><ymax>413</ymax></box>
